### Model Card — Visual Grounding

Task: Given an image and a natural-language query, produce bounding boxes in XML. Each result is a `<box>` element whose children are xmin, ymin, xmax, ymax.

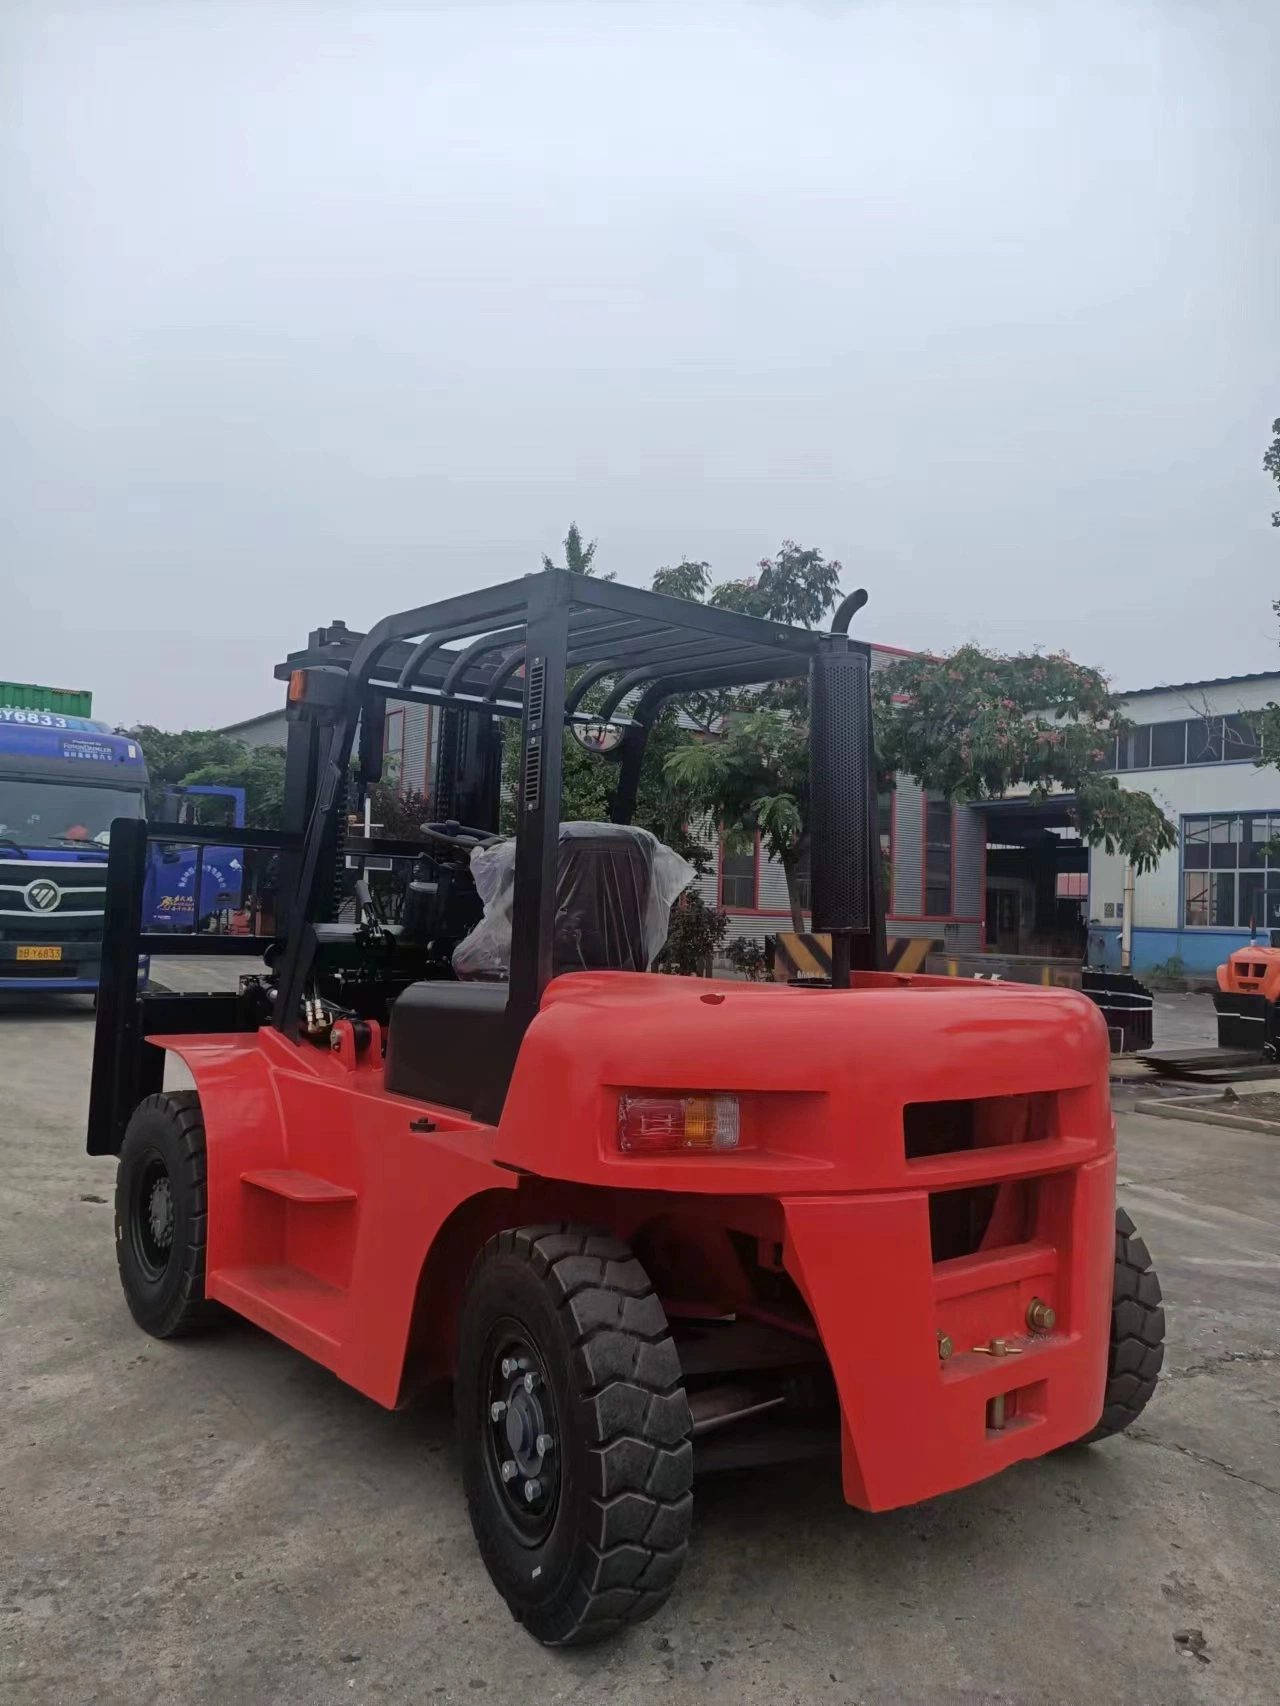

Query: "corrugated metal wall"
<box><xmin>402</xmin><ymin>704</ymin><xmax>431</xmax><ymax>796</ymax></box>
<box><xmin>953</xmin><ymin>804</ymin><xmax>985</xmax><ymax>921</ymax></box>
<box><xmin>892</xmin><ymin>776</ymin><xmax>923</xmax><ymax>918</ymax></box>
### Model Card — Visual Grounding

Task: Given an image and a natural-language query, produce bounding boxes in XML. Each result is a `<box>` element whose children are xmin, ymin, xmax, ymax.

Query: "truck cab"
<box><xmin>0</xmin><ymin>705</ymin><xmax>148</xmax><ymax>993</ymax></box>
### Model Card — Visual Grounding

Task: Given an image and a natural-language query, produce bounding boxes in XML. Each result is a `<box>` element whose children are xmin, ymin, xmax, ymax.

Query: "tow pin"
<box><xmin>972</xmin><ymin>1337</ymin><xmax>1022</xmax><ymax>1433</ymax></box>
<box><xmin>971</xmin><ymin>1337</ymin><xmax>1022</xmax><ymax>1357</ymax></box>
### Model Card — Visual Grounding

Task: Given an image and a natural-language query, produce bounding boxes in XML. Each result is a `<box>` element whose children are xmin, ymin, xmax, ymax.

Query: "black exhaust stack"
<box><xmin>809</xmin><ymin>589</ymin><xmax>886</xmax><ymax>986</ymax></box>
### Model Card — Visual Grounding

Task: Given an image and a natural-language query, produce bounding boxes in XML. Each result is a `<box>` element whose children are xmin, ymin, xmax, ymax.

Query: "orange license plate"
<box><xmin>16</xmin><ymin>946</ymin><xmax>62</xmax><ymax>962</ymax></box>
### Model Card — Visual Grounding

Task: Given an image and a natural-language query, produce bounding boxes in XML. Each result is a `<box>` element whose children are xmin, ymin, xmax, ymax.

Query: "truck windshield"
<box><xmin>0</xmin><ymin>779</ymin><xmax>146</xmax><ymax>848</ymax></box>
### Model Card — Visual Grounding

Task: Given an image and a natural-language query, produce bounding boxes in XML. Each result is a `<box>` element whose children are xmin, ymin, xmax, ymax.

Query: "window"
<box><xmin>1223</xmin><ymin>714</ymin><xmax>1261</xmax><ymax>762</ymax></box>
<box><xmin>1182</xmin><ymin>814</ymin><xmax>1280</xmax><ymax>928</ymax></box>
<box><xmin>1104</xmin><ymin>715</ymin><xmax>1263</xmax><ymax>772</ymax></box>
<box><xmin>383</xmin><ymin>707</ymin><xmax>405</xmax><ymax>789</ymax></box>
<box><xmin>1150</xmin><ymin>721</ymin><xmax>1187</xmax><ymax>767</ymax></box>
<box><xmin>720</xmin><ymin>841</ymin><xmax>757</xmax><ymax>909</ymax></box>
<box><xmin>1187</xmin><ymin>719</ymin><xmax>1223</xmax><ymax>765</ymax></box>
<box><xmin>924</xmin><ymin>793</ymin><xmax>953</xmax><ymax>917</ymax></box>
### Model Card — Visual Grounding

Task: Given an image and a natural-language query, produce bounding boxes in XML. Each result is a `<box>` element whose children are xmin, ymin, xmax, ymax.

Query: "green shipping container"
<box><xmin>0</xmin><ymin>680</ymin><xmax>93</xmax><ymax>716</ymax></box>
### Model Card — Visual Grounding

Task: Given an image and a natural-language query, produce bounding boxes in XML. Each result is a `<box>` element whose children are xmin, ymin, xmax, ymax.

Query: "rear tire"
<box><xmin>1082</xmin><ymin>1206</ymin><xmax>1164</xmax><ymax>1441</ymax></box>
<box><xmin>115</xmin><ymin>1091</ymin><xmax>219</xmax><ymax>1339</ymax></box>
<box><xmin>456</xmin><ymin>1225</ymin><xmax>693</xmax><ymax>1645</ymax></box>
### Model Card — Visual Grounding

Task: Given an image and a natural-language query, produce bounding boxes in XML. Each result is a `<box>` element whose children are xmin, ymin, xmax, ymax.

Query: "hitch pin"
<box><xmin>971</xmin><ymin>1337</ymin><xmax>1022</xmax><ymax>1356</ymax></box>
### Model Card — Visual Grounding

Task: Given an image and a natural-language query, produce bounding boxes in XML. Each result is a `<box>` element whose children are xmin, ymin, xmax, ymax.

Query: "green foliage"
<box><xmin>654</xmin><ymin>889</ymin><xmax>728</xmax><ymax>977</ymax></box>
<box><xmin>130</xmin><ymin>725</ymin><xmax>287</xmax><ymax>828</ymax></box>
<box><xmin>652</xmin><ymin>559</ymin><xmax>712</xmax><ymax>603</ymax></box>
<box><xmin>664</xmin><ymin>707</ymin><xmax>811</xmax><ymax>922</ymax></box>
<box><xmin>1144</xmin><ymin>954</ymin><xmax>1187</xmax><ymax>982</ymax></box>
<box><xmin>725</xmin><ymin>936</ymin><xmax>770</xmax><ymax>981</ymax></box>
<box><xmin>1265</xmin><ymin>417</ymin><xmax>1280</xmax><ymax>528</ymax></box>
<box><xmin>657</xmin><ymin>542</ymin><xmax>844</xmax><ymax>928</ymax></box>
<box><xmin>542</xmin><ymin>521</ymin><xmax>605</xmax><ymax>577</ymax></box>
<box><xmin>709</xmin><ymin>541</ymin><xmax>842</xmax><ymax>628</ymax></box>
<box><xmin>872</xmin><ymin>648</ymin><xmax>1176</xmax><ymax>873</ymax></box>
<box><xmin>367</xmin><ymin>783</ymin><xmax>434</xmax><ymax>841</ymax></box>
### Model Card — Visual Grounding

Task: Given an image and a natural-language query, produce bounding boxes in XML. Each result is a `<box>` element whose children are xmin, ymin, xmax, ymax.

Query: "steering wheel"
<box><xmin>419</xmin><ymin>820</ymin><xmax>504</xmax><ymax>854</ymax></box>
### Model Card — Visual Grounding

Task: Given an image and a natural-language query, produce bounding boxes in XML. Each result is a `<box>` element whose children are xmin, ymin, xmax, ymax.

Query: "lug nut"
<box><xmin>937</xmin><ymin>1331</ymin><xmax>953</xmax><ymax>1362</ymax></box>
<box><xmin>490</xmin><ymin>1401</ymin><xmax>507</xmax><ymax>1421</ymax></box>
<box><xmin>1026</xmin><ymin>1298</ymin><xmax>1056</xmax><ymax>1333</ymax></box>
<box><xmin>524</xmin><ymin>1478</ymin><xmax>542</xmax><ymax>1503</ymax></box>
<box><xmin>501</xmin><ymin>1357</ymin><xmax>518</xmax><ymax>1378</ymax></box>
<box><xmin>500</xmin><ymin>1460</ymin><xmax>518</xmax><ymax>1483</ymax></box>
<box><xmin>535</xmin><ymin>1432</ymin><xmax>554</xmax><ymax>1455</ymax></box>
<box><xmin>523</xmin><ymin>1372</ymin><xmax>539</xmax><ymax>1394</ymax></box>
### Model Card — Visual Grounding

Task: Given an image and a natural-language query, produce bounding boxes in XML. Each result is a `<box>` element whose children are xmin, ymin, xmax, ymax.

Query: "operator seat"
<box><xmin>384</xmin><ymin>825</ymin><xmax>655</xmax><ymax>1111</ymax></box>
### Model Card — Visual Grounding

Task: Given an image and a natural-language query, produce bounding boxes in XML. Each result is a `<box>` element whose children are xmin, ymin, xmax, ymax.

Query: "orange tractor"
<box><xmin>87</xmin><ymin>572</ymin><xmax>1163</xmax><ymax>1643</ymax></box>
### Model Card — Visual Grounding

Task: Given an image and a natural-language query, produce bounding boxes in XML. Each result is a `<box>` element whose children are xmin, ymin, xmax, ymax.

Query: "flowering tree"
<box><xmin>873</xmin><ymin>647</ymin><xmax>1176</xmax><ymax>872</ymax></box>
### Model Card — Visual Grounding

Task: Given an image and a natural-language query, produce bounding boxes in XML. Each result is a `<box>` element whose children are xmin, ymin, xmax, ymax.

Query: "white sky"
<box><xmin>3</xmin><ymin>0</ymin><xmax>1278</xmax><ymax>727</ymax></box>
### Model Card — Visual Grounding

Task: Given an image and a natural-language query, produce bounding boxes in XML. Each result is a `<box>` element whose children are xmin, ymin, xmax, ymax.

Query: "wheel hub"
<box><xmin>131</xmin><ymin>1154</ymin><xmax>176</xmax><ymax>1280</ymax></box>
<box><xmin>486</xmin><ymin>1334</ymin><xmax>559</xmax><ymax>1539</ymax></box>
<box><xmin>148</xmin><ymin>1177</ymin><xmax>174</xmax><ymax>1251</ymax></box>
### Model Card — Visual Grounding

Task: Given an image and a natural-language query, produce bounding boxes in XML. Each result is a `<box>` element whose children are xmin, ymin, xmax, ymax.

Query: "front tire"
<box><xmin>456</xmin><ymin>1226</ymin><xmax>693</xmax><ymax>1645</ymax></box>
<box><xmin>115</xmin><ymin>1091</ymin><xmax>219</xmax><ymax>1338</ymax></box>
<box><xmin>1083</xmin><ymin>1206</ymin><xmax>1165</xmax><ymax>1441</ymax></box>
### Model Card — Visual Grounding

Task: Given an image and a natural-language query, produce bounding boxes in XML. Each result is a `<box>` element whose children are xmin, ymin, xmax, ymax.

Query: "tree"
<box><xmin>1265</xmin><ymin>417</ymin><xmax>1280</xmax><ymax>528</ymax></box>
<box><xmin>873</xmin><ymin>648</ymin><xmax>1176</xmax><ymax>872</ymax></box>
<box><xmin>652</xmin><ymin>559</ymin><xmax>712</xmax><ymax>603</ymax></box>
<box><xmin>654</xmin><ymin>889</ymin><xmax>728</xmax><ymax>976</ymax></box>
<box><xmin>661</xmin><ymin>543</ymin><xmax>844</xmax><ymax>930</ymax></box>
<box><xmin>181</xmin><ymin>747</ymin><xmax>287</xmax><ymax>829</ymax></box>
<box><xmin>665</xmin><ymin>706</ymin><xmax>813</xmax><ymax>930</ymax></box>
<box><xmin>708</xmin><ymin>540</ymin><xmax>842</xmax><ymax>627</ymax></box>
<box><xmin>366</xmin><ymin>782</ymin><xmax>434</xmax><ymax>841</ymax></box>
<box><xmin>664</xmin><ymin>559</ymin><xmax>1178</xmax><ymax>931</ymax></box>
<box><xmin>129</xmin><ymin>726</ymin><xmax>287</xmax><ymax>827</ymax></box>
<box><xmin>542</xmin><ymin>521</ymin><xmax>602</xmax><ymax>576</ymax></box>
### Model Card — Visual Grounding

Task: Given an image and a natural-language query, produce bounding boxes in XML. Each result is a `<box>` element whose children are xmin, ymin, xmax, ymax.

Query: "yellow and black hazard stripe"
<box><xmin>886</xmin><ymin>935</ymin><xmax>938</xmax><ymax>974</ymax></box>
<box><xmin>772</xmin><ymin>932</ymin><xmax>833</xmax><ymax>982</ymax></box>
<box><xmin>771</xmin><ymin>933</ymin><xmax>940</xmax><ymax>982</ymax></box>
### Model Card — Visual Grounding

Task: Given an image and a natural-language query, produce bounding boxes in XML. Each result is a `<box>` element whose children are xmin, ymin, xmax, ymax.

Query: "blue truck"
<box><xmin>0</xmin><ymin>692</ymin><xmax>248</xmax><ymax>993</ymax></box>
<box><xmin>0</xmin><ymin>705</ymin><xmax>149</xmax><ymax>992</ymax></box>
<box><xmin>146</xmin><ymin>784</ymin><xmax>247</xmax><ymax>931</ymax></box>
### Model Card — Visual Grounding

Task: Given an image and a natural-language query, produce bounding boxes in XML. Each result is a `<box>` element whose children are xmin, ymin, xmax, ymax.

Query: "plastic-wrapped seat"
<box><xmin>451</xmin><ymin>823</ymin><xmax>694</xmax><ymax>981</ymax></box>
<box><xmin>384</xmin><ymin>825</ymin><xmax>694</xmax><ymax>1110</ymax></box>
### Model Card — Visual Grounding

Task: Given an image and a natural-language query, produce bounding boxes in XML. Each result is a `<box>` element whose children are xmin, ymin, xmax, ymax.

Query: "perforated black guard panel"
<box><xmin>809</xmin><ymin>650</ymin><xmax>872</xmax><ymax>933</ymax></box>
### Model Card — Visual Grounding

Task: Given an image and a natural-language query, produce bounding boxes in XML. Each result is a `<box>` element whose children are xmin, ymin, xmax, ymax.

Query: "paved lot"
<box><xmin>2</xmin><ymin>994</ymin><xmax>1278</xmax><ymax>1706</ymax></box>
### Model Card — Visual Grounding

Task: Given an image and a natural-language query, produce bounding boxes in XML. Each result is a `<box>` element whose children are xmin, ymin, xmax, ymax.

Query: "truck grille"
<box><xmin>0</xmin><ymin>859</ymin><xmax>106</xmax><ymax>920</ymax></box>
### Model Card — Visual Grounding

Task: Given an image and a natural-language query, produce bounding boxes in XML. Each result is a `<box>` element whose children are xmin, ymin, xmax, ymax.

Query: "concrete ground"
<box><xmin>2</xmin><ymin>993</ymin><xmax>1278</xmax><ymax>1706</ymax></box>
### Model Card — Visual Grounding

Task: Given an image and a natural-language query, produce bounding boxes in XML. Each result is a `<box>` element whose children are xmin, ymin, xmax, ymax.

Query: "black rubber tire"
<box><xmin>456</xmin><ymin>1225</ymin><xmax>693</xmax><ymax>1646</ymax></box>
<box><xmin>114</xmin><ymin>1091</ymin><xmax>219</xmax><ymax>1339</ymax></box>
<box><xmin>1082</xmin><ymin>1206</ymin><xmax>1165</xmax><ymax>1441</ymax></box>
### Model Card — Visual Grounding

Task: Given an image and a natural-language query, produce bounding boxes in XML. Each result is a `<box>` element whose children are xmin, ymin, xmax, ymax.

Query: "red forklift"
<box><xmin>87</xmin><ymin>571</ymin><xmax>1164</xmax><ymax>1644</ymax></box>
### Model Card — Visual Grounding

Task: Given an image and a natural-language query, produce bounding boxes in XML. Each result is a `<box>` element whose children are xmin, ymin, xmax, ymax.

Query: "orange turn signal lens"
<box><xmin>288</xmin><ymin>669</ymin><xmax>308</xmax><ymax>704</ymax></box>
<box><xmin>618</xmin><ymin>1093</ymin><xmax>741</xmax><ymax>1153</ymax></box>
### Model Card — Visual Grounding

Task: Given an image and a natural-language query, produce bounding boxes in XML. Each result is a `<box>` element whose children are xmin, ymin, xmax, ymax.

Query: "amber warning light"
<box><xmin>617</xmin><ymin>1094</ymin><xmax>741</xmax><ymax>1153</ymax></box>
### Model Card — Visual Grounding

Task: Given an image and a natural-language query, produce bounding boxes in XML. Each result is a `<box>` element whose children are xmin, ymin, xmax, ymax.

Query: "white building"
<box><xmin>1087</xmin><ymin>671</ymin><xmax>1280</xmax><ymax>976</ymax></box>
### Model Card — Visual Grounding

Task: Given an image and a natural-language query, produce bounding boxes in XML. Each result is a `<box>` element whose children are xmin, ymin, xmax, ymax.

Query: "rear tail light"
<box><xmin>617</xmin><ymin>1093</ymin><xmax>741</xmax><ymax>1153</ymax></box>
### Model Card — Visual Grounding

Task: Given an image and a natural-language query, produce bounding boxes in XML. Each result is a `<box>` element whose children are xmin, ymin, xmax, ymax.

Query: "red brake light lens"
<box><xmin>618</xmin><ymin>1093</ymin><xmax>741</xmax><ymax>1153</ymax></box>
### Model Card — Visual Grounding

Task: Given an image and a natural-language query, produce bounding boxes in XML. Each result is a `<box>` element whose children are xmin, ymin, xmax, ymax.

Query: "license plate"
<box><xmin>16</xmin><ymin>946</ymin><xmax>62</xmax><ymax>962</ymax></box>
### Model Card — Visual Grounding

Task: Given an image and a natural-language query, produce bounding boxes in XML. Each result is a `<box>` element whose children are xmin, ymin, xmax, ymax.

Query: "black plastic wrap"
<box><xmin>452</xmin><ymin>822</ymin><xmax>695</xmax><ymax>980</ymax></box>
